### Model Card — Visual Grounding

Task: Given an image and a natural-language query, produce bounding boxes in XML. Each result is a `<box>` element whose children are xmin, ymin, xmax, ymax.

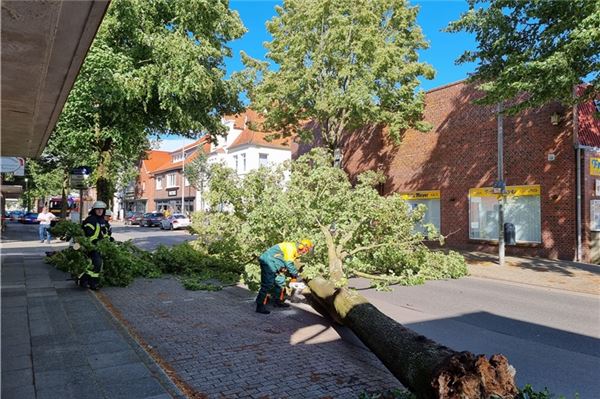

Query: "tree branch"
<box><xmin>349</xmin><ymin>242</ymin><xmax>389</xmax><ymax>256</ymax></box>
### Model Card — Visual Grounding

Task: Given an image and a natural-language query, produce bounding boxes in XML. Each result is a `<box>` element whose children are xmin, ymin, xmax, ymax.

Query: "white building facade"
<box><xmin>194</xmin><ymin>111</ymin><xmax>294</xmax><ymax>211</ymax></box>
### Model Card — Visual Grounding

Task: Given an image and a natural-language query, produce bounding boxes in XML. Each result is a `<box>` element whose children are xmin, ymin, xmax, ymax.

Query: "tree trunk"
<box><xmin>306</xmin><ymin>277</ymin><xmax>518</xmax><ymax>399</ymax></box>
<box><xmin>320</xmin><ymin>225</ymin><xmax>345</xmax><ymax>282</ymax></box>
<box><xmin>96</xmin><ymin>138</ymin><xmax>114</xmax><ymax>206</ymax></box>
<box><xmin>60</xmin><ymin>171</ymin><xmax>69</xmax><ymax>219</ymax></box>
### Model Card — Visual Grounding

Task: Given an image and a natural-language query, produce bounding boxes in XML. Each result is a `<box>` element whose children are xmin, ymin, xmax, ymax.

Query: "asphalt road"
<box><xmin>110</xmin><ymin>223</ymin><xmax>194</xmax><ymax>250</ymax></box>
<box><xmin>355</xmin><ymin>277</ymin><xmax>600</xmax><ymax>398</ymax></box>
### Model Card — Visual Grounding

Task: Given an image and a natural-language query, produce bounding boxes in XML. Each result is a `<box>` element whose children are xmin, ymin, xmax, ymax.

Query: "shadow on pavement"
<box><xmin>101</xmin><ymin>277</ymin><xmax>401</xmax><ymax>398</ymax></box>
<box><xmin>463</xmin><ymin>251</ymin><xmax>600</xmax><ymax>277</ymax></box>
<box><xmin>404</xmin><ymin>312</ymin><xmax>600</xmax><ymax>399</ymax></box>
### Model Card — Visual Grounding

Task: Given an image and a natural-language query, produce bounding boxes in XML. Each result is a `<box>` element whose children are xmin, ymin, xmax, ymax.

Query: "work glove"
<box><xmin>275</xmin><ymin>274</ymin><xmax>286</xmax><ymax>286</ymax></box>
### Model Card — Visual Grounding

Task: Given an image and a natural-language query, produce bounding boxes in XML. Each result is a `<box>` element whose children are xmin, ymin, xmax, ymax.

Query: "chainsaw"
<box><xmin>287</xmin><ymin>278</ymin><xmax>307</xmax><ymax>302</ymax></box>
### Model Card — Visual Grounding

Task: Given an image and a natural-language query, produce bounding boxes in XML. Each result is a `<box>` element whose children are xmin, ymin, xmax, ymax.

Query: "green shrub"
<box><xmin>517</xmin><ymin>384</ymin><xmax>579</xmax><ymax>399</ymax></box>
<box><xmin>96</xmin><ymin>240</ymin><xmax>162</xmax><ymax>287</ymax></box>
<box><xmin>47</xmin><ymin>247</ymin><xmax>92</xmax><ymax>277</ymax></box>
<box><xmin>49</xmin><ymin>220</ymin><xmax>85</xmax><ymax>241</ymax></box>
<box><xmin>152</xmin><ymin>242</ymin><xmax>244</xmax><ymax>290</ymax></box>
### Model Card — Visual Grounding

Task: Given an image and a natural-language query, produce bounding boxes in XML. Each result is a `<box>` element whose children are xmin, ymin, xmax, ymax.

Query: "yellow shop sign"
<box><xmin>469</xmin><ymin>185</ymin><xmax>540</xmax><ymax>198</ymax></box>
<box><xmin>591</xmin><ymin>158</ymin><xmax>600</xmax><ymax>176</ymax></box>
<box><xmin>400</xmin><ymin>190</ymin><xmax>440</xmax><ymax>200</ymax></box>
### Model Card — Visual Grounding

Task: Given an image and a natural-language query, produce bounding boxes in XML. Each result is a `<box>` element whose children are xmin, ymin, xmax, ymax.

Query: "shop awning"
<box><xmin>1</xmin><ymin>0</ymin><xmax>110</xmax><ymax>158</ymax></box>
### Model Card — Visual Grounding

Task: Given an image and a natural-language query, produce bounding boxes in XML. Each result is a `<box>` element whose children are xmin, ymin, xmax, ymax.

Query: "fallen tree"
<box><xmin>306</xmin><ymin>276</ymin><xmax>518</xmax><ymax>399</ymax></box>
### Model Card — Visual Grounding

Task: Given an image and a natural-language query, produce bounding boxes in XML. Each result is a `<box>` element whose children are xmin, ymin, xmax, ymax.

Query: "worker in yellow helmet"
<box><xmin>255</xmin><ymin>239</ymin><xmax>313</xmax><ymax>314</ymax></box>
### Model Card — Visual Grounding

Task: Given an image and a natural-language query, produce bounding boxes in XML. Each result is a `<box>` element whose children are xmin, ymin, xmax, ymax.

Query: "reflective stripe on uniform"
<box><xmin>85</xmin><ymin>223</ymin><xmax>101</xmax><ymax>241</ymax></box>
<box><xmin>79</xmin><ymin>270</ymin><xmax>100</xmax><ymax>278</ymax></box>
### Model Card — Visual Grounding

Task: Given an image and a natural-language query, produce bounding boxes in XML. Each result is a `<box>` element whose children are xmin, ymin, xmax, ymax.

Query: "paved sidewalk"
<box><xmin>463</xmin><ymin>252</ymin><xmax>600</xmax><ymax>295</ymax></box>
<box><xmin>1</xmin><ymin>253</ymin><xmax>184</xmax><ymax>399</ymax></box>
<box><xmin>102</xmin><ymin>277</ymin><xmax>401</xmax><ymax>399</ymax></box>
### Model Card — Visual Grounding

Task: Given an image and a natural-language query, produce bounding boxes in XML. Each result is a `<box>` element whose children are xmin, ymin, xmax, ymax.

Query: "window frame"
<box><xmin>468</xmin><ymin>185</ymin><xmax>541</xmax><ymax>244</ymax></box>
<box><xmin>166</xmin><ymin>173</ymin><xmax>177</xmax><ymax>188</ymax></box>
<box><xmin>259</xmin><ymin>153</ymin><xmax>269</xmax><ymax>167</ymax></box>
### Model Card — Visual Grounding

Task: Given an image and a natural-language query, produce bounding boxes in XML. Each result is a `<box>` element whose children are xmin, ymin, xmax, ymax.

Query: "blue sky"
<box><xmin>160</xmin><ymin>0</ymin><xmax>477</xmax><ymax>151</ymax></box>
<box><xmin>226</xmin><ymin>0</ymin><xmax>477</xmax><ymax>90</ymax></box>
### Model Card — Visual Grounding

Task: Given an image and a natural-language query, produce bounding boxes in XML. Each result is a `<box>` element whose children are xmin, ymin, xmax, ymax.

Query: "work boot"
<box><xmin>255</xmin><ymin>303</ymin><xmax>270</xmax><ymax>314</ymax></box>
<box><xmin>273</xmin><ymin>298</ymin><xmax>290</xmax><ymax>308</ymax></box>
<box><xmin>77</xmin><ymin>274</ymin><xmax>89</xmax><ymax>289</ymax></box>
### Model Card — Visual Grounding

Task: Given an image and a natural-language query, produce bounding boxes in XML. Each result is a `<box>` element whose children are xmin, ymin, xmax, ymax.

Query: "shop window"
<box><xmin>469</xmin><ymin>185</ymin><xmax>541</xmax><ymax>243</ymax></box>
<box><xmin>400</xmin><ymin>191</ymin><xmax>441</xmax><ymax>234</ymax></box>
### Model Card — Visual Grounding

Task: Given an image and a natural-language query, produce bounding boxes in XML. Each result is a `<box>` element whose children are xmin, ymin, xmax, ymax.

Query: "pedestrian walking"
<box><xmin>255</xmin><ymin>239</ymin><xmax>314</xmax><ymax>314</ymax></box>
<box><xmin>36</xmin><ymin>207</ymin><xmax>56</xmax><ymax>243</ymax></box>
<box><xmin>79</xmin><ymin>201</ymin><xmax>110</xmax><ymax>290</ymax></box>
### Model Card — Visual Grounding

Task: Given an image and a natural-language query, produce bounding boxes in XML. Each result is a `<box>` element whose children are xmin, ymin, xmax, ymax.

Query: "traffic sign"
<box><xmin>70</xmin><ymin>166</ymin><xmax>92</xmax><ymax>189</ymax></box>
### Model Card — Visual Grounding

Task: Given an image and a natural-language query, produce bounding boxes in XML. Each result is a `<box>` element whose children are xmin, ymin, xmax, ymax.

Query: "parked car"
<box><xmin>160</xmin><ymin>214</ymin><xmax>191</xmax><ymax>230</ymax></box>
<box><xmin>20</xmin><ymin>212</ymin><xmax>40</xmax><ymax>224</ymax></box>
<box><xmin>140</xmin><ymin>212</ymin><xmax>164</xmax><ymax>227</ymax></box>
<box><xmin>10</xmin><ymin>210</ymin><xmax>25</xmax><ymax>221</ymax></box>
<box><xmin>125</xmin><ymin>211</ymin><xmax>144</xmax><ymax>225</ymax></box>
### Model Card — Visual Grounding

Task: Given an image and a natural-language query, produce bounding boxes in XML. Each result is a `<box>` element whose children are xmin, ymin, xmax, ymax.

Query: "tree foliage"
<box><xmin>191</xmin><ymin>150</ymin><xmax>467</xmax><ymax>288</ymax></box>
<box><xmin>446</xmin><ymin>0</ymin><xmax>599</xmax><ymax>114</ymax></box>
<box><xmin>47</xmin><ymin>0</ymin><xmax>246</xmax><ymax>204</ymax></box>
<box><xmin>23</xmin><ymin>160</ymin><xmax>64</xmax><ymax>207</ymax></box>
<box><xmin>184</xmin><ymin>149</ymin><xmax>211</xmax><ymax>210</ymax></box>
<box><xmin>237</xmin><ymin>0</ymin><xmax>435</xmax><ymax>154</ymax></box>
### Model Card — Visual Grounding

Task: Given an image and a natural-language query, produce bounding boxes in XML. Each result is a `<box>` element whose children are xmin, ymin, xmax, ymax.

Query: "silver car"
<box><xmin>160</xmin><ymin>214</ymin><xmax>191</xmax><ymax>230</ymax></box>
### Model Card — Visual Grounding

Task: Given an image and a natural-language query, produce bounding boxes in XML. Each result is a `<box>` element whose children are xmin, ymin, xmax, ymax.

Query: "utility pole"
<box><xmin>497</xmin><ymin>103</ymin><xmax>505</xmax><ymax>267</ymax></box>
<box><xmin>181</xmin><ymin>139</ymin><xmax>185</xmax><ymax>214</ymax></box>
<box><xmin>24</xmin><ymin>177</ymin><xmax>29</xmax><ymax>212</ymax></box>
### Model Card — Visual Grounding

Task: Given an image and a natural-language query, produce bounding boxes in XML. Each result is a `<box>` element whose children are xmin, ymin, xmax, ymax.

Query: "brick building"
<box><xmin>124</xmin><ymin>150</ymin><xmax>171</xmax><ymax>213</ymax></box>
<box><xmin>148</xmin><ymin>139</ymin><xmax>210</xmax><ymax>213</ymax></box>
<box><xmin>126</xmin><ymin>110</ymin><xmax>294</xmax><ymax>214</ymax></box>
<box><xmin>339</xmin><ymin>81</ymin><xmax>599</xmax><ymax>262</ymax></box>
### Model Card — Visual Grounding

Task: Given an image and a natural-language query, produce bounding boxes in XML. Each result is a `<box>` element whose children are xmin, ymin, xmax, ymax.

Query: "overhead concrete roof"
<box><xmin>1</xmin><ymin>0</ymin><xmax>110</xmax><ymax>158</ymax></box>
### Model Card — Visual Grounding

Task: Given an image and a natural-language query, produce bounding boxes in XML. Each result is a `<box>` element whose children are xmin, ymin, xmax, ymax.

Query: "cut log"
<box><xmin>306</xmin><ymin>277</ymin><xmax>518</xmax><ymax>399</ymax></box>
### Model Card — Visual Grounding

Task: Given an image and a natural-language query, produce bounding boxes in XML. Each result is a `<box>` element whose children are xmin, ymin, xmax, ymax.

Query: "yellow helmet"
<box><xmin>298</xmin><ymin>239</ymin><xmax>313</xmax><ymax>251</ymax></box>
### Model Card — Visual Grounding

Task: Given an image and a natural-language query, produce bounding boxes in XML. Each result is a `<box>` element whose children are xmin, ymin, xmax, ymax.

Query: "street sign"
<box><xmin>70</xmin><ymin>166</ymin><xmax>92</xmax><ymax>189</ymax></box>
<box><xmin>0</xmin><ymin>157</ymin><xmax>25</xmax><ymax>176</ymax></box>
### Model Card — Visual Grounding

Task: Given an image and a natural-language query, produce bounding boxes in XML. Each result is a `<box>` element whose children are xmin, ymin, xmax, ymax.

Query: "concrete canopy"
<box><xmin>1</xmin><ymin>0</ymin><xmax>110</xmax><ymax>158</ymax></box>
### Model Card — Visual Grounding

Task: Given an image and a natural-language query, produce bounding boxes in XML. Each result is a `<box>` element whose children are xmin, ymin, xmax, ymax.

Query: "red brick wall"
<box><xmin>152</xmin><ymin>169</ymin><xmax>196</xmax><ymax>210</ymax></box>
<box><xmin>136</xmin><ymin>164</ymin><xmax>155</xmax><ymax>212</ymax></box>
<box><xmin>341</xmin><ymin>81</ymin><xmax>577</xmax><ymax>260</ymax></box>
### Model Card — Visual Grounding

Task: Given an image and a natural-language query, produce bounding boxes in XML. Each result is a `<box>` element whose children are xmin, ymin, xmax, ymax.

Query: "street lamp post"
<box><xmin>24</xmin><ymin>177</ymin><xmax>29</xmax><ymax>212</ymax></box>
<box><xmin>181</xmin><ymin>139</ymin><xmax>185</xmax><ymax>214</ymax></box>
<box><xmin>497</xmin><ymin>103</ymin><xmax>506</xmax><ymax>267</ymax></box>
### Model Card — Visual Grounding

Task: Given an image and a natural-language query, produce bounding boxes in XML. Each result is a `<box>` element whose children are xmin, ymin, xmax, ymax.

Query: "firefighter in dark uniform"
<box><xmin>104</xmin><ymin>209</ymin><xmax>115</xmax><ymax>242</ymax></box>
<box><xmin>79</xmin><ymin>201</ymin><xmax>110</xmax><ymax>290</ymax></box>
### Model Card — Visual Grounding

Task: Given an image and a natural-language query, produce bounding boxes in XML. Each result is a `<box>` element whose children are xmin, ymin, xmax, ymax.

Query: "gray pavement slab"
<box><xmin>1</xmin><ymin>230</ymin><xmax>185</xmax><ymax>399</ymax></box>
<box><xmin>102</xmin><ymin>276</ymin><xmax>402</xmax><ymax>398</ymax></box>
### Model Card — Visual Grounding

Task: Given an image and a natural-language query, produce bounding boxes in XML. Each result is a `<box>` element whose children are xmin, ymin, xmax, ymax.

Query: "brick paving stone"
<box><xmin>103</xmin><ymin>276</ymin><xmax>401</xmax><ymax>398</ymax></box>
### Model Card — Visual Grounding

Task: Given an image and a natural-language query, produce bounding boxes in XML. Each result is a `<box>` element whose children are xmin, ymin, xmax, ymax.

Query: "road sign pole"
<box><xmin>497</xmin><ymin>103</ymin><xmax>505</xmax><ymax>267</ymax></box>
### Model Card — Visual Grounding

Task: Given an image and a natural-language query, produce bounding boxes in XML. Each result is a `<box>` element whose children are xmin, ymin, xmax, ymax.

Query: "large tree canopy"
<box><xmin>446</xmin><ymin>0</ymin><xmax>599</xmax><ymax>113</ymax></box>
<box><xmin>193</xmin><ymin>149</ymin><xmax>467</xmax><ymax>287</ymax></box>
<box><xmin>47</xmin><ymin>0</ymin><xmax>246</xmax><ymax>204</ymax></box>
<box><xmin>238</xmin><ymin>0</ymin><xmax>435</xmax><ymax>154</ymax></box>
